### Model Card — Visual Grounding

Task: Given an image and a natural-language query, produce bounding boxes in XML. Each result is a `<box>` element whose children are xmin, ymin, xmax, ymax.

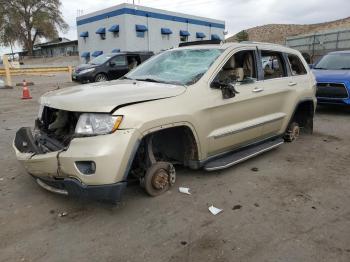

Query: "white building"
<box><xmin>76</xmin><ymin>3</ymin><xmax>225</xmax><ymax>62</ymax></box>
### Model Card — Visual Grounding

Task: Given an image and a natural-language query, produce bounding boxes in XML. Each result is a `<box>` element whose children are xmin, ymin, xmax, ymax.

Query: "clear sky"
<box><xmin>1</xmin><ymin>0</ymin><xmax>350</xmax><ymax>55</ymax></box>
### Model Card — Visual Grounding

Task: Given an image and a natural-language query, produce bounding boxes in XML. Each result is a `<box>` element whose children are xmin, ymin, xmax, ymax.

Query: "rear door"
<box><xmin>256</xmin><ymin>49</ymin><xmax>298</xmax><ymax>138</ymax></box>
<box><xmin>108</xmin><ymin>55</ymin><xmax>129</xmax><ymax>79</ymax></box>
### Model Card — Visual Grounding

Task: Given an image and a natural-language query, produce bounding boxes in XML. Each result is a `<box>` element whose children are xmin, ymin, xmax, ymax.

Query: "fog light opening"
<box><xmin>75</xmin><ymin>161</ymin><xmax>96</xmax><ymax>175</ymax></box>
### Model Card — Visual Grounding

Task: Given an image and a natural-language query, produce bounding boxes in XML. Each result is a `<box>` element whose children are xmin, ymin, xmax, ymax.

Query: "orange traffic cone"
<box><xmin>21</xmin><ymin>80</ymin><xmax>32</xmax><ymax>99</ymax></box>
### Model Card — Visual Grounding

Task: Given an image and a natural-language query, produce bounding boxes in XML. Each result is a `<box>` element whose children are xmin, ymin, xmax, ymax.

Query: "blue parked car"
<box><xmin>312</xmin><ymin>51</ymin><xmax>350</xmax><ymax>105</ymax></box>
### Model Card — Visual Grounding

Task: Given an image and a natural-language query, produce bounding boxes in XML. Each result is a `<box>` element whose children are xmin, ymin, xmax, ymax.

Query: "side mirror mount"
<box><xmin>210</xmin><ymin>80</ymin><xmax>239</xmax><ymax>99</ymax></box>
<box><xmin>210</xmin><ymin>80</ymin><xmax>222</xmax><ymax>89</ymax></box>
<box><xmin>109</xmin><ymin>61</ymin><xmax>116</xmax><ymax>67</ymax></box>
<box><xmin>309</xmin><ymin>64</ymin><xmax>314</xmax><ymax>69</ymax></box>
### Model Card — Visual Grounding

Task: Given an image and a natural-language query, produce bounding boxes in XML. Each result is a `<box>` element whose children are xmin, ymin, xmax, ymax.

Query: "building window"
<box><xmin>79</xmin><ymin>31</ymin><xmax>89</xmax><ymax>38</ymax></box>
<box><xmin>161</xmin><ymin>28</ymin><xmax>172</xmax><ymax>40</ymax></box>
<box><xmin>81</xmin><ymin>52</ymin><xmax>90</xmax><ymax>63</ymax></box>
<box><xmin>179</xmin><ymin>30</ymin><xmax>190</xmax><ymax>42</ymax></box>
<box><xmin>162</xmin><ymin>34</ymin><xmax>170</xmax><ymax>40</ymax></box>
<box><xmin>211</xmin><ymin>34</ymin><xmax>221</xmax><ymax>41</ymax></box>
<box><xmin>137</xmin><ymin>31</ymin><xmax>145</xmax><ymax>38</ymax></box>
<box><xmin>180</xmin><ymin>35</ymin><xmax>188</xmax><ymax>42</ymax></box>
<box><xmin>96</xmin><ymin>27</ymin><xmax>106</xmax><ymax>40</ymax></box>
<box><xmin>135</xmin><ymin>24</ymin><xmax>148</xmax><ymax>38</ymax></box>
<box><xmin>196</xmin><ymin>32</ymin><xmax>206</xmax><ymax>40</ymax></box>
<box><xmin>108</xmin><ymin>25</ymin><xmax>120</xmax><ymax>38</ymax></box>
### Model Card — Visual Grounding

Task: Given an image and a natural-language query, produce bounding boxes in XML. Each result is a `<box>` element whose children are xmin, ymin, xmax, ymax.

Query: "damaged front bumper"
<box><xmin>13</xmin><ymin>127</ymin><xmax>140</xmax><ymax>202</ymax></box>
<box><xmin>35</xmin><ymin>176</ymin><xmax>127</xmax><ymax>203</ymax></box>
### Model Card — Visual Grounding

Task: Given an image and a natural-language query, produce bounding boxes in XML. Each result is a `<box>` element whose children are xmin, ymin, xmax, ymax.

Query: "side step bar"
<box><xmin>204</xmin><ymin>138</ymin><xmax>284</xmax><ymax>171</ymax></box>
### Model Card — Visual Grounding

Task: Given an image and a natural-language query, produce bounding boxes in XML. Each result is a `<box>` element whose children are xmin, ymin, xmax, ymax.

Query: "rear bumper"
<box><xmin>34</xmin><ymin>176</ymin><xmax>127</xmax><ymax>202</ymax></box>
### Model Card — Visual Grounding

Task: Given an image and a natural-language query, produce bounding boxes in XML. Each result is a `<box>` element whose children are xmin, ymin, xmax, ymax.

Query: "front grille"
<box><xmin>316</xmin><ymin>82</ymin><xmax>349</xmax><ymax>99</ymax></box>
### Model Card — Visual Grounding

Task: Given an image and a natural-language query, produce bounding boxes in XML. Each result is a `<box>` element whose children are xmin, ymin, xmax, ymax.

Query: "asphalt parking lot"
<box><xmin>0</xmin><ymin>74</ymin><xmax>349</xmax><ymax>262</ymax></box>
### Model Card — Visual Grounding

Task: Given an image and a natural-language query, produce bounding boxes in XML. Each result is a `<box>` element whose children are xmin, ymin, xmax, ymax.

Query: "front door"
<box><xmin>206</xmin><ymin>48</ymin><xmax>269</xmax><ymax>156</ymax></box>
<box><xmin>108</xmin><ymin>55</ymin><xmax>129</xmax><ymax>79</ymax></box>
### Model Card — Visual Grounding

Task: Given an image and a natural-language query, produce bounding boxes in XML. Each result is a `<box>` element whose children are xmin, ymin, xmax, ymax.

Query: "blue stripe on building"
<box><xmin>77</xmin><ymin>7</ymin><xmax>225</xmax><ymax>29</ymax></box>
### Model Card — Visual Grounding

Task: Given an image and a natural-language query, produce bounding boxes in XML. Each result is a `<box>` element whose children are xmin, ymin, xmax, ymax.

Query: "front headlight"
<box><xmin>79</xmin><ymin>68</ymin><xmax>95</xmax><ymax>75</ymax></box>
<box><xmin>75</xmin><ymin>113</ymin><xmax>123</xmax><ymax>135</ymax></box>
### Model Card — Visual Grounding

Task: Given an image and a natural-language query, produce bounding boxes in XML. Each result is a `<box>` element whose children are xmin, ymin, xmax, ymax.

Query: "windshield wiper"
<box><xmin>131</xmin><ymin>77</ymin><xmax>183</xmax><ymax>85</ymax></box>
<box><xmin>313</xmin><ymin>67</ymin><xmax>326</xmax><ymax>70</ymax></box>
<box><xmin>134</xmin><ymin>78</ymin><xmax>162</xmax><ymax>83</ymax></box>
<box><xmin>340</xmin><ymin>67</ymin><xmax>350</xmax><ymax>70</ymax></box>
<box><xmin>121</xmin><ymin>76</ymin><xmax>135</xmax><ymax>80</ymax></box>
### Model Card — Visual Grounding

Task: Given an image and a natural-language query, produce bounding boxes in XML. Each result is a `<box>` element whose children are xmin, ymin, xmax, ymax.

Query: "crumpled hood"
<box><xmin>312</xmin><ymin>69</ymin><xmax>350</xmax><ymax>83</ymax></box>
<box><xmin>40</xmin><ymin>80</ymin><xmax>186</xmax><ymax>113</ymax></box>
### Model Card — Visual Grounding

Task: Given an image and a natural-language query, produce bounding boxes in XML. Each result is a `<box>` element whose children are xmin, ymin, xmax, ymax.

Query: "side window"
<box><xmin>110</xmin><ymin>56</ymin><xmax>127</xmax><ymax>66</ymax></box>
<box><xmin>287</xmin><ymin>54</ymin><xmax>307</xmax><ymax>76</ymax></box>
<box><xmin>127</xmin><ymin>56</ymin><xmax>141</xmax><ymax>70</ymax></box>
<box><xmin>215</xmin><ymin>50</ymin><xmax>257</xmax><ymax>84</ymax></box>
<box><xmin>261</xmin><ymin>51</ymin><xmax>286</xmax><ymax>80</ymax></box>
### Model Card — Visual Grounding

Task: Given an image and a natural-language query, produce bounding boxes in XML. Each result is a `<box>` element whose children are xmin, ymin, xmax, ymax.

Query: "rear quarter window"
<box><xmin>287</xmin><ymin>54</ymin><xmax>307</xmax><ymax>76</ymax></box>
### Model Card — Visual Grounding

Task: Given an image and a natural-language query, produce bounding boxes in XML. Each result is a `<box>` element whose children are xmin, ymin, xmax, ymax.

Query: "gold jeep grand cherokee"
<box><xmin>13</xmin><ymin>41</ymin><xmax>316</xmax><ymax>203</ymax></box>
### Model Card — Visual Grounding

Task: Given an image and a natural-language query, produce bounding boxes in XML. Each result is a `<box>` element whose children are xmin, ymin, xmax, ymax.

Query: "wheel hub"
<box><xmin>291</xmin><ymin>125</ymin><xmax>300</xmax><ymax>140</ymax></box>
<box><xmin>151</xmin><ymin>168</ymin><xmax>169</xmax><ymax>190</ymax></box>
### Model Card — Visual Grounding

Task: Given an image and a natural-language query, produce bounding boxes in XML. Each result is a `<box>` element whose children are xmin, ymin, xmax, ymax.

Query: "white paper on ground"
<box><xmin>179</xmin><ymin>187</ymin><xmax>191</xmax><ymax>195</ymax></box>
<box><xmin>208</xmin><ymin>205</ymin><xmax>222</xmax><ymax>215</ymax></box>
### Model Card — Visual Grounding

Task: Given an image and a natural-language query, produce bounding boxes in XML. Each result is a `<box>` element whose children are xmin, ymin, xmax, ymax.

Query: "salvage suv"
<box><xmin>14</xmin><ymin>41</ymin><xmax>316</xmax><ymax>203</ymax></box>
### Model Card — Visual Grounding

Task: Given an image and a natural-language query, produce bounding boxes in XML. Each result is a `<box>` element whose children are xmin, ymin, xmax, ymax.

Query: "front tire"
<box><xmin>94</xmin><ymin>73</ymin><xmax>108</xmax><ymax>82</ymax></box>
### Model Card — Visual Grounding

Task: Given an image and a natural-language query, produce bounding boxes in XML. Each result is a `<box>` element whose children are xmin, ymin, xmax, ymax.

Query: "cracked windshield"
<box><xmin>127</xmin><ymin>49</ymin><xmax>223</xmax><ymax>85</ymax></box>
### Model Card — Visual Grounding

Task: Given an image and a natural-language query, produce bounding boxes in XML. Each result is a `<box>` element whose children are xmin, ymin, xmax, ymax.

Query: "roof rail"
<box><xmin>179</xmin><ymin>40</ymin><xmax>222</xmax><ymax>47</ymax></box>
<box><xmin>239</xmin><ymin>41</ymin><xmax>285</xmax><ymax>46</ymax></box>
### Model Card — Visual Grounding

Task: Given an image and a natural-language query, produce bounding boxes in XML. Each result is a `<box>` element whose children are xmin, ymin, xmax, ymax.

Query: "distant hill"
<box><xmin>227</xmin><ymin>16</ymin><xmax>350</xmax><ymax>44</ymax></box>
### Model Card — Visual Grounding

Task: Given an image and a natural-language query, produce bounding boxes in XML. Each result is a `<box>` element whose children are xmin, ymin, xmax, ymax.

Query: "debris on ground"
<box><xmin>180</xmin><ymin>241</ymin><xmax>188</xmax><ymax>245</ymax></box>
<box><xmin>251</xmin><ymin>167</ymin><xmax>259</xmax><ymax>172</ymax></box>
<box><xmin>179</xmin><ymin>187</ymin><xmax>191</xmax><ymax>195</ymax></box>
<box><xmin>208</xmin><ymin>205</ymin><xmax>223</xmax><ymax>215</ymax></box>
<box><xmin>254</xmin><ymin>203</ymin><xmax>260</xmax><ymax>207</ymax></box>
<box><xmin>58</xmin><ymin>211</ymin><xmax>68</xmax><ymax>217</ymax></box>
<box><xmin>232</xmin><ymin>204</ymin><xmax>242</xmax><ymax>210</ymax></box>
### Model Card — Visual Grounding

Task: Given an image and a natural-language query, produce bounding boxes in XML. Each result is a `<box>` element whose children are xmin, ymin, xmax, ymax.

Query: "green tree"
<box><xmin>235</xmin><ymin>30</ymin><xmax>249</xmax><ymax>42</ymax></box>
<box><xmin>0</xmin><ymin>0</ymin><xmax>68</xmax><ymax>55</ymax></box>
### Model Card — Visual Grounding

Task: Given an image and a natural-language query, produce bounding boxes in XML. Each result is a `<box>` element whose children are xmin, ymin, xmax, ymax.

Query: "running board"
<box><xmin>204</xmin><ymin>138</ymin><xmax>284</xmax><ymax>171</ymax></box>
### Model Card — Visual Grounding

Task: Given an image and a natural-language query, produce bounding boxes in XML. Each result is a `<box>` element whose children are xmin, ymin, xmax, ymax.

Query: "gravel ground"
<box><xmin>0</xmin><ymin>74</ymin><xmax>349</xmax><ymax>262</ymax></box>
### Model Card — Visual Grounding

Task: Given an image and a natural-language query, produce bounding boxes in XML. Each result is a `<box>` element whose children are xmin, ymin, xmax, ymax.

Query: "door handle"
<box><xmin>288</xmin><ymin>82</ymin><xmax>297</xmax><ymax>86</ymax></box>
<box><xmin>252</xmin><ymin>87</ymin><xmax>264</xmax><ymax>93</ymax></box>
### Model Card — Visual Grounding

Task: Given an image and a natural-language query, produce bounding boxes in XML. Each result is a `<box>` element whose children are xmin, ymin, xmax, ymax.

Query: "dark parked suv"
<box><xmin>72</xmin><ymin>52</ymin><xmax>154</xmax><ymax>83</ymax></box>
